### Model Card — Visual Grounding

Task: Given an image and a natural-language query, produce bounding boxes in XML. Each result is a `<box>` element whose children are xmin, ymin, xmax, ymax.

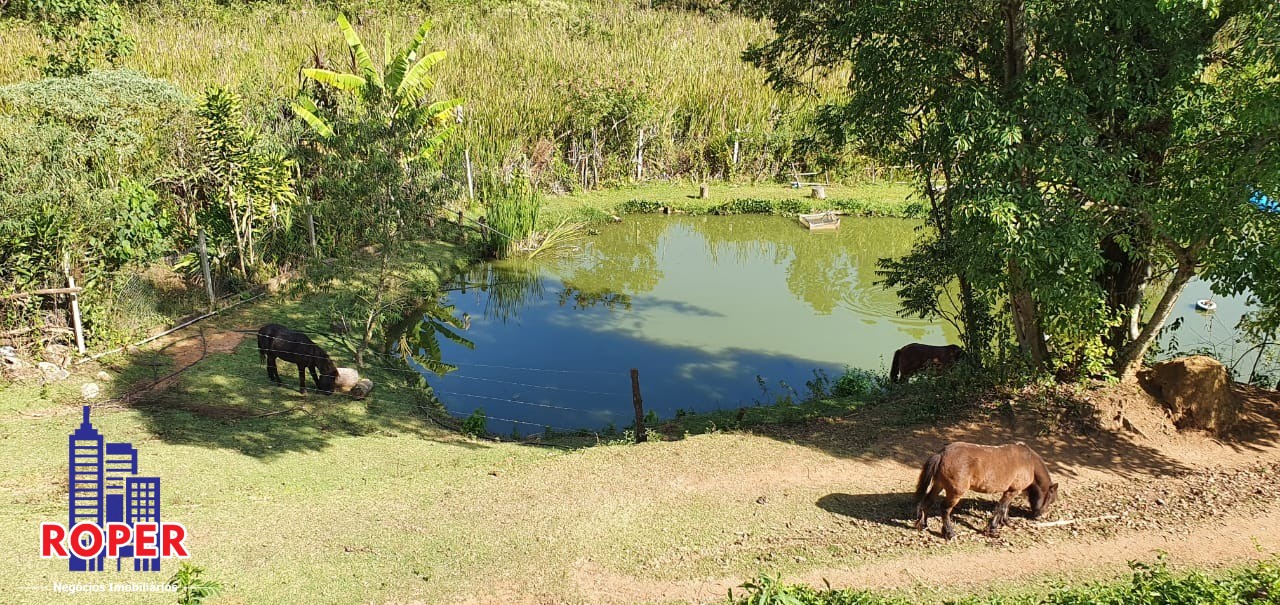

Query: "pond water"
<box><xmin>413</xmin><ymin>214</ymin><xmax>1268</xmax><ymax>435</ymax></box>
<box><xmin>423</xmin><ymin>214</ymin><xmax>954</xmax><ymax>435</ymax></box>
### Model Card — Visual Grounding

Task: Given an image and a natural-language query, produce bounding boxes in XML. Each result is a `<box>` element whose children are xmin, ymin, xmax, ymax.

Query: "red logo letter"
<box><xmin>161</xmin><ymin>523</ymin><xmax>189</xmax><ymax>558</ymax></box>
<box><xmin>40</xmin><ymin>523</ymin><xmax>68</xmax><ymax>558</ymax></box>
<box><xmin>134</xmin><ymin>522</ymin><xmax>159</xmax><ymax>558</ymax></box>
<box><xmin>105</xmin><ymin>523</ymin><xmax>132</xmax><ymax>558</ymax></box>
<box><xmin>68</xmin><ymin>523</ymin><xmax>103</xmax><ymax>559</ymax></box>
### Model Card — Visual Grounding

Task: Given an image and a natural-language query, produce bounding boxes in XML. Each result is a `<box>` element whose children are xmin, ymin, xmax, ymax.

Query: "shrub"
<box><xmin>0</xmin><ymin>70</ymin><xmax>192</xmax><ymax>348</ymax></box>
<box><xmin>462</xmin><ymin>408</ymin><xmax>487</xmax><ymax>437</ymax></box>
<box><xmin>832</xmin><ymin>368</ymin><xmax>882</xmax><ymax>398</ymax></box>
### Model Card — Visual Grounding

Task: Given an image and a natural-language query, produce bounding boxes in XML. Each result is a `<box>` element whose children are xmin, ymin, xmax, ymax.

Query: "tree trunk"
<box><xmin>1009</xmin><ymin>259</ymin><xmax>1048</xmax><ymax>369</ymax></box>
<box><xmin>1001</xmin><ymin>0</ymin><xmax>1047</xmax><ymax>369</ymax></box>
<box><xmin>1001</xmin><ymin>0</ymin><xmax>1027</xmax><ymax>86</ymax></box>
<box><xmin>958</xmin><ymin>275</ymin><xmax>990</xmax><ymax>367</ymax></box>
<box><xmin>243</xmin><ymin>197</ymin><xmax>256</xmax><ymax>268</ymax></box>
<box><xmin>227</xmin><ymin>185</ymin><xmax>247</xmax><ymax>277</ymax></box>
<box><xmin>1099</xmin><ymin>234</ymin><xmax>1151</xmax><ymax>353</ymax></box>
<box><xmin>1115</xmin><ymin>260</ymin><xmax>1196</xmax><ymax>382</ymax></box>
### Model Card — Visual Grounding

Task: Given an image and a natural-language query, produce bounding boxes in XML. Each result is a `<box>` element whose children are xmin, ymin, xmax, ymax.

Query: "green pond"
<box><xmin>421</xmin><ymin>214</ymin><xmax>1261</xmax><ymax>435</ymax></box>
<box><xmin>426</xmin><ymin>214</ymin><xmax>956</xmax><ymax>435</ymax></box>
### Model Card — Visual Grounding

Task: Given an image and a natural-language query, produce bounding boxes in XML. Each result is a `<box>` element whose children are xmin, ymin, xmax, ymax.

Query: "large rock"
<box><xmin>1140</xmin><ymin>355</ymin><xmax>1241</xmax><ymax>434</ymax></box>
<box><xmin>333</xmin><ymin>367</ymin><xmax>373</xmax><ymax>400</ymax></box>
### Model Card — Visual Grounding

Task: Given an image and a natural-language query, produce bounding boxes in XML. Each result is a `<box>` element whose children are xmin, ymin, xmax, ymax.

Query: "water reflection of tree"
<box><xmin>687</xmin><ymin>216</ymin><xmax>920</xmax><ymax>316</ymax></box>
<box><xmin>557</xmin><ymin>284</ymin><xmax>632</xmax><ymax>312</ymax></box>
<box><xmin>557</xmin><ymin>219</ymin><xmax>667</xmax><ymax>295</ymax></box>
<box><xmin>391</xmin><ymin>298</ymin><xmax>474</xmax><ymax>375</ymax></box>
<box><xmin>457</xmin><ymin>262</ymin><xmax>546</xmax><ymax>323</ymax></box>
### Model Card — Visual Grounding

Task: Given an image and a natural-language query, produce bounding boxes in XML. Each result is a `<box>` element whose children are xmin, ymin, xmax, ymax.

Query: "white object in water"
<box><xmin>1195</xmin><ymin>299</ymin><xmax>1217</xmax><ymax>312</ymax></box>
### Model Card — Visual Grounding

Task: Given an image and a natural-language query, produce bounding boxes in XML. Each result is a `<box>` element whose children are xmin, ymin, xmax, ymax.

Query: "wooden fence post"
<box><xmin>66</xmin><ymin>274</ymin><xmax>85</xmax><ymax>355</ymax></box>
<box><xmin>307</xmin><ymin>212</ymin><xmax>318</xmax><ymax>258</ymax></box>
<box><xmin>465</xmin><ymin>148</ymin><xmax>475</xmax><ymax>201</ymax></box>
<box><xmin>635</xmin><ymin>127</ymin><xmax>645</xmax><ymax>180</ymax></box>
<box><xmin>198</xmin><ymin>228</ymin><xmax>215</xmax><ymax>308</ymax></box>
<box><xmin>699</xmin><ymin>184</ymin><xmax>710</xmax><ymax>200</ymax></box>
<box><xmin>631</xmin><ymin>368</ymin><xmax>647</xmax><ymax>443</ymax></box>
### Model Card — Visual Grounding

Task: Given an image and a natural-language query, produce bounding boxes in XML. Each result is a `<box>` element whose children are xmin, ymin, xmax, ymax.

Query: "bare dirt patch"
<box><xmin>456</xmin><ymin>380</ymin><xmax>1280</xmax><ymax>605</ymax></box>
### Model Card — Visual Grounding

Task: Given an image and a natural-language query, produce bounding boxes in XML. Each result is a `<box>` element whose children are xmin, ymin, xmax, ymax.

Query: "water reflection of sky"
<box><xmin>421</xmin><ymin>215</ymin><xmax>1271</xmax><ymax>435</ymax></box>
<box><xmin>429</xmin><ymin>215</ymin><xmax>953</xmax><ymax>434</ymax></box>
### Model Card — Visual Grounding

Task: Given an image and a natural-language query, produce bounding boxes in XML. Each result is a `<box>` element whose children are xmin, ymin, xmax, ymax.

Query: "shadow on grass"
<box><xmin>660</xmin><ymin>370</ymin><xmax>1202</xmax><ymax>485</ymax></box>
<box><xmin>103</xmin><ymin>313</ymin><xmax>490</xmax><ymax>460</ymax></box>
<box><xmin>816</xmin><ymin>492</ymin><xmax>916</xmax><ymax>531</ymax></box>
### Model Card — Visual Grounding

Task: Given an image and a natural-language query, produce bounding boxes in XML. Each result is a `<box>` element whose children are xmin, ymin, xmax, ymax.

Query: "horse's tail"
<box><xmin>890</xmin><ymin>349</ymin><xmax>902</xmax><ymax>383</ymax></box>
<box><xmin>914</xmin><ymin>452</ymin><xmax>942</xmax><ymax>504</ymax></box>
<box><xmin>256</xmin><ymin>327</ymin><xmax>269</xmax><ymax>362</ymax></box>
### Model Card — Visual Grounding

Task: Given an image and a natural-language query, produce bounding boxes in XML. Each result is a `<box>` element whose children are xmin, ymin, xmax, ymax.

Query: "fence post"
<box><xmin>699</xmin><ymin>184</ymin><xmax>710</xmax><ymax>200</ymax></box>
<box><xmin>635</xmin><ymin>127</ymin><xmax>645</xmax><ymax>180</ymax></box>
<box><xmin>465</xmin><ymin>148</ymin><xmax>475</xmax><ymax>201</ymax></box>
<box><xmin>198</xmin><ymin>228</ymin><xmax>215</xmax><ymax>308</ymax></box>
<box><xmin>631</xmin><ymin>368</ymin><xmax>647</xmax><ymax>443</ymax></box>
<box><xmin>307</xmin><ymin>211</ymin><xmax>318</xmax><ymax>257</ymax></box>
<box><xmin>66</xmin><ymin>274</ymin><xmax>85</xmax><ymax>355</ymax></box>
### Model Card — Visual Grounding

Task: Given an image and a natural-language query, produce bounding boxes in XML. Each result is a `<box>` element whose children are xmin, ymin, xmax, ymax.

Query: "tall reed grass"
<box><xmin>0</xmin><ymin>0</ymin><xmax>849</xmax><ymax>187</ymax></box>
<box><xmin>480</xmin><ymin>173</ymin><xmax>541</xmax><ymax>258</ymax></box>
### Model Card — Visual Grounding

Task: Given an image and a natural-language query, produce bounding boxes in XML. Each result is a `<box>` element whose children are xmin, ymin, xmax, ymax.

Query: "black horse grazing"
<box><xmin>890</xmin><ymin>343</ymin><xmax>964</xmax><ymax>383</ymax></box>
<box><xmin>256</xmin><ymin>324</ymin><xmax>338</xmax><ymax>395</ymax></box>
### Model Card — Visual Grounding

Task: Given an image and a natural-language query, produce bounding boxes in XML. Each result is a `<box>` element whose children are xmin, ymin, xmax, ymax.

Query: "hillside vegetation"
<box><xmin>0</xmin><ymin>0</ymin><xmax>853</xmax><ymax>188</ymax></box>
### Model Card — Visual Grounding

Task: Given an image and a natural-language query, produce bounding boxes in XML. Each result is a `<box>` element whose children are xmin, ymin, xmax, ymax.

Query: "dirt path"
<box><xmin>455</xmin><ymin>384</ymin><xmax>1280</xmax><ymax>605</ymax></box>
<box><xmin>567</xmin><ymin>508</ymin><xmax>1280</xmax><ymax>604</ymax></box>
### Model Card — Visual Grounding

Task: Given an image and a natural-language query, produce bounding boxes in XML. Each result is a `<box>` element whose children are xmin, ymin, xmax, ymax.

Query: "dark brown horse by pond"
<box><xmin>913</xmin><ymin>441</ymin><xmax>1058</xmax><ymax>539</ymax></box>
<box><xmin>890</xmin><ymin>343</ymin><xmax>964</xmax><ymax>383</ymax></box>
<box><xmin>257</xmin><ymin>324</ymin><xmax>338</xmax><ymax>395</ymax></box>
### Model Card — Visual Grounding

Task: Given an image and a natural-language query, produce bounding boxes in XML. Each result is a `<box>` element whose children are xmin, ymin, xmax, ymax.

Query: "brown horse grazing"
<box><xmin>913</xmin><ymin>442</ymin><xmax>1058</xmax><ymax>540</ymax></box>
<box><xmin>890</xmin><ymin>343</ymin><xmax>964</xmax><ymax>383</ymax></box>
<box><xmin>256</xmin><ymin>324</ymin><xmax>338</xmax><ymax>395</ymax></box>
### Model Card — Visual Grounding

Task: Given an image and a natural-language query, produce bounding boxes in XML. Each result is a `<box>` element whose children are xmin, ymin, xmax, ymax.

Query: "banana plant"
<box><xmin>292</xmin><ymin>15</ymin><xmax>461</xmax><ymax>163</ymax></box>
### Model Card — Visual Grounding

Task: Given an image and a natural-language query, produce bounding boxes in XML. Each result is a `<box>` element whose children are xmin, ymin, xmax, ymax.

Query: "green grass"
<box><xmin>727</xmin><ymin>556</ymin><xmax>1280</xmax><ymax>604</ymax></box>
<box><xmin>0</xmin><ymin>0</ymin><xmax>845</xmax><ymax>185</ymax></box>
<box><xmin>537</xmin><ymin>180</ymin><xmax>918</xmax><ymax>227</ymax></box>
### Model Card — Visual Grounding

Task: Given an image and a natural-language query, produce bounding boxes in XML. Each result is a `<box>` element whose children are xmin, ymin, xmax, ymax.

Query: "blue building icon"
<box><xmin>67</xmin><ymin>406</ymin><xmax>163</xmax><ymax>572</ymax></box>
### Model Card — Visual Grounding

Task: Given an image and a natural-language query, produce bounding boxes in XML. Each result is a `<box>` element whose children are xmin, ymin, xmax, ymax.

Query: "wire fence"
<box><xmin>92</xmin><ymin>325</ymin><xmax>639</xmax><ymax>441</ymax></box>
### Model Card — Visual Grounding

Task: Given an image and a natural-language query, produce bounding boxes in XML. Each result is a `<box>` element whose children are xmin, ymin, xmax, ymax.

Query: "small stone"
<box><xmin>95</xmin><ymin>371</ymin><xmax>112</xmax><ymax>382</ymax></box>
<box><xmin>37</xmin><ymin>362</ymin><xmax>69</xmax><ymax>381</ymax></box>
<box><xmin>755</xmin><ymin>496</ymin><xmax>768</xmax><ymax>505</ymax></box>
<box><xmin>1156</xmin><ymin>498</ymin><xmax>1166</xmax><ymax>506</ymax></box>
<box><xmin>80</xmin><ymin>382</ymin><xmax>100</xmax><ymax>400</ymax></box>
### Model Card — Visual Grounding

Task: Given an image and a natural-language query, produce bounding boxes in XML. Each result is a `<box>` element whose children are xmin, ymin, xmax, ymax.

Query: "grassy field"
<box><xmin>537</xmin><ymin>180</ymin><xmax>918</xmax><ymax>226</ymax></box>
<box><xmin>4</xmin><ymin>236</ymin><xmax>1280</xmax><ymax>604</ymax></box>
<box><xmin>0</xmin><ymin>0</ymin><xmax>844</xmax><ymax>183</ymax></box>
